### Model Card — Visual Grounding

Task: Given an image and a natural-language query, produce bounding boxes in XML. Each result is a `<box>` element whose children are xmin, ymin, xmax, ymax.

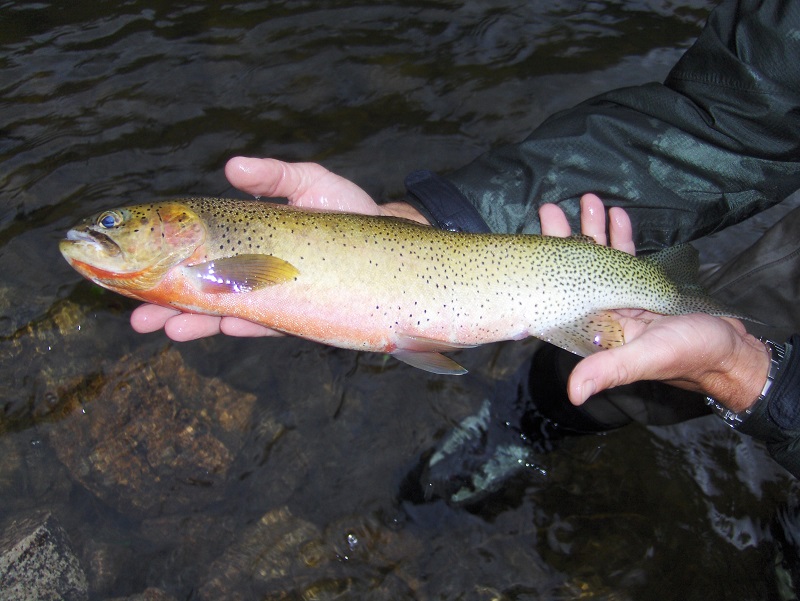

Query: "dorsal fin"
<box><xmin>641</xmin><ymin>244</ymin><xmax>701</xmax><ymax>289</ymax></box>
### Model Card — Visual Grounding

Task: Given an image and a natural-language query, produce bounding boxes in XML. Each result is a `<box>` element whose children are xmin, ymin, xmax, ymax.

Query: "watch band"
<box><xmin>705</xmin><ymin>338</ymin><xmax>787</xmax><ymax>428</ymax></box>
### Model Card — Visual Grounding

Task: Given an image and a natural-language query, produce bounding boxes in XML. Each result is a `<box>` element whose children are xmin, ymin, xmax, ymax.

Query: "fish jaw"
<box><xmin>62</xmin><ymin>227</ymin><xmax>122</xmax><ymax>258</ymax></box>
<box><xmin>60</xmin><ymin>229</ymin><xmax>154</xmax><ymax>293</ymax></box>
<box><xmin>60</xmin><ymin>235</ymin><xmax>179</xmax><ymax>294</ymax></box>
<box><xmin>60</xmin><ymin>228</ymin><xmax>123</xmax><ymax>272</ymax></box>
<box><xmin>60</xmin><ymin>202</ymin><xmax>208</xmax><ymax>292</ymax></box>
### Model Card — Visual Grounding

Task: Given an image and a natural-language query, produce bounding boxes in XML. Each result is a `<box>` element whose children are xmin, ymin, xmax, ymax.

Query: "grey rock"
<box><xmin>0</xmin><ymin>512</ymin><xmax>88</xmax><ymax>601</ymax></box>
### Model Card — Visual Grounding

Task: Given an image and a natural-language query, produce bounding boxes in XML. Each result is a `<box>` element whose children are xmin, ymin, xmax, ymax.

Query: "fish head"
<box><xmin>60</xmin><ymin>202</ymin><xmax>206</xmax><ymax>292</ymax></box>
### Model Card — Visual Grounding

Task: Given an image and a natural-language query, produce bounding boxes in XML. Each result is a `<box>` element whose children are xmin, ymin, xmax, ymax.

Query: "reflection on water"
<box><xmin>2</xmin><ymin>1</ymin><xmax>797</xmax><ymax>599</ymax></box>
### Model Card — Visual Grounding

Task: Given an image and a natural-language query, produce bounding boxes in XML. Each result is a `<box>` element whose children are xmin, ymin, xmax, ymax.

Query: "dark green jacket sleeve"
<box><xmin>738</xmin><ymin>335</ymin><xmax>800</xmax><ymax>478</ymax></box>
<box><xmin>409</xmin><ymin>0</ymin><xmax>800</xmax><ymax>253</ymax></box>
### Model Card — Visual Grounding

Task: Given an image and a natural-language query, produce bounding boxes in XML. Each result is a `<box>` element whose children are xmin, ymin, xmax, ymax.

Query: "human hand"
<box><xmin>569</xmin><ymin>311</ymin><xmax>768</xmax><ymax>413</ymax></box>
<box><xmin>539</xmin><ymin>195</ymin><xmax>769</xmax><ymax>413</ymax></box>
<box><xmin>131</xmin><ymin>156</ymin><xmax>428</xmax><ymax>340</ymax></box>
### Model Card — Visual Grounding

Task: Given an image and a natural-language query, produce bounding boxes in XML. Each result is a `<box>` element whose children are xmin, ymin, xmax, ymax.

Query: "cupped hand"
<box><xmin>538</xmin><ymin>195</ymin><xmax>767</xmax><ymax>412</ymax></box>
<box><xmin>131</xmin><ymin>156</ymin><xmax>425</xmax><ymax>340</ymax></box>
<box><xmin>567</xmin><ymin>310</ymin><xmax>767</xmax><ymax>412</ymax></box>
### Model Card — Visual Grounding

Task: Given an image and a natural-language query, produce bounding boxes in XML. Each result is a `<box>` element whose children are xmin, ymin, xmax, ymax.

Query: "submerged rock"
<box><xmin>103</xmin><ymin>588</ymin><xmax>178</xmax><ymax>601</ymax></box>
<box><xmin>0</xmin><ymin>293</ymin><xmax>142</xmax><ymax>435</ymax></box>
<box><xmin>0</xmin><ymin>512</ymin><xmax>89</xmax><ymax>601</ymax></box>
<box><xmin>0</xmin><ymin>433</ymin><xmax>74</xmax><ymax>519</ymax></box>
<box><xmin>198</xmin><ymin>506</ymin><xmax>322</xmax><ymax>601</ymax></box>
<box><xmin>197</xmin><ymin>506</ymin><xmax>422</xmax><ymax>600</ymax></box>
<box><xmin>82</xmin><ymin>538</ymin><xmax>134</xmax><ymax>599</ymax></box>
<box><xmin>48</xmin><ymin>346</ymin><xmax>257</xmax><ymax>517</ymax></box>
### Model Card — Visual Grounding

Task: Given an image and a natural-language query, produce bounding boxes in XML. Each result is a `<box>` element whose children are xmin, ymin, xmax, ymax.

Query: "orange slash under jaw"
<box><xmin>68</xmin><ymin>258</ymin><xmax>162</xmax><ymax>294</ymax></box>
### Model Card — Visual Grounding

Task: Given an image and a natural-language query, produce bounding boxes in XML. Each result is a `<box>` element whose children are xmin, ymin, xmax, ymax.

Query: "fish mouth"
<box><xmin>61</xmin><ymin>227</ymin><xmax>122</xmax><ymax>257</ymax></box>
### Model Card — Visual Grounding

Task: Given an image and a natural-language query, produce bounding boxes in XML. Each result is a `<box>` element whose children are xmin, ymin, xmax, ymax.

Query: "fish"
<box><xmin>59</xmin><ymin>197</ymin><xmax>741</xmax><ymax>375</ymax></box>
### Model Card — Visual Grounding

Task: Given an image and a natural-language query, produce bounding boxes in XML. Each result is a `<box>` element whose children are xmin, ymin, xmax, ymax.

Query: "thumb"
<box><xmin>567</xmin><ymin>343</ymin><xmax>648</xmax><ymax>405</ymax></box>
<box><xmin>225</xmin><ymin>156</ymin><xmax>327</xmax><ymax>201</ymax></box>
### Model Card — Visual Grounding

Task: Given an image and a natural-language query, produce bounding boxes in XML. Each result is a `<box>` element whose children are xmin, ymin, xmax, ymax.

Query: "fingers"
<box><xmin>132</xmin><ymin>304</ymin><xmax>224</xmax><ymax>340</ymax></box>
<box><xmin>163</xmin><ymin>313</ymin><xmax>224</xmax><ymax>341</ymax></box>
<box><xmin>578</xmin><ymin>194</ymin><xmax>608</xmax><ymax>245</ymax></box>
<box><xmin>539</xmin><ymin>194</ymin><xmax>613</xmax><ymax>245</ymax></box>
<box><xmin>130</xmin><ymin>304</ymin><xmax>181</xmax><ymax>333</ymax></box>
<box><xmin>567</xmin><ymin>314</ymin><xmax>753</xmax><ymax>406</ymax></box>
<box><xmin>225</xmin><ymin>156</ymin><xmax>380</xmax><ymax>214</ymax></box>
<box><xmin>218</xmin><ymin>317</ymin><xmax>283</xmax><ymax>337</ymax></box>
<box><xmin>566</xmin><ymin>312</ymin><xmax>697</xmax><ymax>405</ymax></box>
<box><xmin>132</xmin><ymin>303</ymin><xmax>283</xmax><ymax>340</ymax></box>
<box><xmin>539</xmin><ymin>203</ymin><xmax>572</xmax><ymax>237</ymax></box>
<box><xmin>539</xmin><ymin>196</ymin><xmax>608</xmax><ymax>240</ymax></box>
<box><xmin>540</xmin><ymin>195</ymin><xmax>636</xmax><ymax>256</ymax></box>
<box><xmin>608</xmin><ymin>207</ymin><xmax>636</xmax><ymax>255</ymax></box>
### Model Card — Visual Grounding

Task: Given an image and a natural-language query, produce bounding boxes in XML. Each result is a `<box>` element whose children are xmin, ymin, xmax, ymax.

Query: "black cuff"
<box><xmin>738</xmin><ymin>335</ymin><xmax>800</xmax><ymax>478</ymax></box>
<box><xmin>767</xmin><ymin>334</ymin><xmax>800</xmax><ymax>429</ymax></box>
<box><xmin>403</xmin><ymin>170</ymin><xmax>491</xmax><ymax>233</ymax></box>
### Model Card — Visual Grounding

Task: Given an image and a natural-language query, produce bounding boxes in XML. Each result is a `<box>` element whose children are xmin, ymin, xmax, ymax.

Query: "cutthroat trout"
<box><xmin>60</xmin><ymin>197</ymin><xmax>739</xmax><ymax>374</ymax></box>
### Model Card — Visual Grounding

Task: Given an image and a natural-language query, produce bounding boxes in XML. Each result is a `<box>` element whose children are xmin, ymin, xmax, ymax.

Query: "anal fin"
<box><xmin>392</xmin><ymin>350</ymin><xmax>468</xmax><ymax>375</ymax></box>
<box><xmin>395</xmin><ymin>333</ymin><xmax>478</xmax><ymax>352</ymax></box>
<box><xmin>540</xmin><ymin>311</ymin><xmax>625</xmax><ymax>357</ymax></box>
<box><xmin>391</xmin><ymin>332</ymin><xmax>475</xmax><ymax>375</ymax></box>
<box><xmin>589</xmin><ymin>315</ymin><xmax>626</xmax><ymax>350</ymax></box>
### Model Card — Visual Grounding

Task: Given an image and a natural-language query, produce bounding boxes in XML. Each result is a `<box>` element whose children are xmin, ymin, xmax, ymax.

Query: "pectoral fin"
<box><xmin>540</xmin><ymin>311</ymin><xmax>625</xmax><ymax>357</ymax></box>
<box><xmin>391</xmin><ymin>333</ymin><xmax>475</xmax><ymax>375</ymax></box>
<box><xmin>185</xmin><ymin>254</ymin><xmax>299</xmax><ymax>293</ymax></box>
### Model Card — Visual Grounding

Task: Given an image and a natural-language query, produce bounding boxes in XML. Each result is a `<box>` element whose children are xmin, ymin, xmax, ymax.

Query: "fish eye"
<box><xmin>97</xmin><ymin>211</ymin><xmax>123</xmax><ymax>229</ymax></box>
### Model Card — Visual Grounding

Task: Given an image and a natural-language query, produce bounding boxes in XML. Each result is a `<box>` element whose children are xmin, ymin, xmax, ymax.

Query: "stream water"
<box><xmin>2</xmin><ymin>1</ymin><xmax>798</xmax><ymax>599</ymax></box>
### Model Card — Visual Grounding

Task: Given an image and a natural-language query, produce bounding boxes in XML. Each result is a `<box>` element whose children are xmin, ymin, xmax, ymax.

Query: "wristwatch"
<box><xmin>705</xmin><ymin>338</ymin><xmax>787</xmax><ymax>428</ymax></box>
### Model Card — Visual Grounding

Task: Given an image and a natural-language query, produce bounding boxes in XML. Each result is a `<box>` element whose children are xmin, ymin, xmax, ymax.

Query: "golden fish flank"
<box><xmin>60</xmin><ymin>197</ymin><xmax>742</xmax><ymax>375</ymax></box>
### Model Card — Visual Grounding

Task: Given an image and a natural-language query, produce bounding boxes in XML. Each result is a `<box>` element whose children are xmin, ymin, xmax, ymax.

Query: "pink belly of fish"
<box><xmin>147</xmin><ymin>266</ymin><xmax>530</xmax><ymax>353</ymax></box>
